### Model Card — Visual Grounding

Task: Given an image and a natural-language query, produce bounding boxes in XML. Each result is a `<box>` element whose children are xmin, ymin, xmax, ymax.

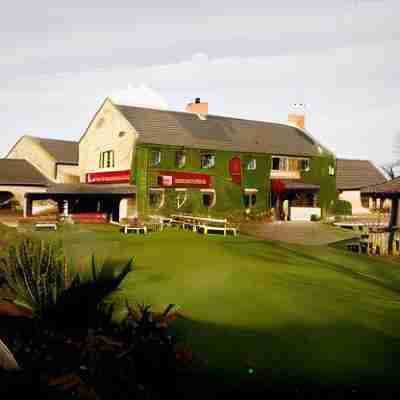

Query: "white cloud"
<box><xmin>109</xmin><ymin>84</ymin><xmax>169</xmax><ymax>109</ymax></box>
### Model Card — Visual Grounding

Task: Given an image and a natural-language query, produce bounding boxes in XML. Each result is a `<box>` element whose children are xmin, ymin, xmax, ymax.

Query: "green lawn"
<box><xmin>3</xmin><ymin>224</ymin><xmax>400</xmax><ymax>386</ymax></box>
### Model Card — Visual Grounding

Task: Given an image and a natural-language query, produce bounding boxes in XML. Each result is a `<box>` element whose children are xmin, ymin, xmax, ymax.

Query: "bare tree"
<box><xmin>381</xmin><ymin>131</ymin><xmax>400</xmax><ymax>180</ymax></box>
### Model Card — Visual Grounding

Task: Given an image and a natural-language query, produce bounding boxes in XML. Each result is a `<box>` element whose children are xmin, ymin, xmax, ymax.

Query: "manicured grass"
<box><xmin>5</xmin><ymin>224</ymin><xmax>400</xmax><ymax>386</ymax></box>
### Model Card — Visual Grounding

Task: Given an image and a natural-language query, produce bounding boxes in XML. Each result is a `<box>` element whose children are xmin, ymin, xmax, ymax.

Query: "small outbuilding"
<box><xmin>336</xmin><ymin>158</ymin><xmax>387</xmax><ymax>214</ymax></box>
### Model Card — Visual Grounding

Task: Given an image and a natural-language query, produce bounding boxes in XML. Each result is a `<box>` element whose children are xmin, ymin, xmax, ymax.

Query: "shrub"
<box><xmin>0</xmin><ymin>238</ymin><xmax>134</xmax><ymax>332</ymax></box>
<box><xmin>334</xmin><ymin>200</ymin><xmax>352</xmax><ymax>216</ymax></box>
<box><xmin>310</xmin><ymin>214</ymin><xmax>321</xmax><ymax>222</ymax></box>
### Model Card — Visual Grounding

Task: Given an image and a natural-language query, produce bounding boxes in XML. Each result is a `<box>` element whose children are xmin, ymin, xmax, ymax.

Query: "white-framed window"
<box><xmin>271</xmin><ymin>156</ymin><xmax>310</xmax><ymax>172</ymax></box>
<box><xmin>200</xmin><ymin>189</ymin><xmax>216</xmax><ymax>208</ymax></box>
<box><xmin>150</xmin><ymin>150</ymin><xmax>161</xmax><ymax>166</ymax></box>
<box><xmin>247</xmin><ymin>159</ymin><xmax>257</xmax><ymax>170</ymax></box>
<box><xmin>176</xmin><ymin>188</ymin><xmax>188</xmax><ymax>209</ymax></box>
<box><xmin>201</xmin><ymin>153</ymin><xmax>216</xmax><ymax>169</ymax></box>
<box><xmin>328</xmin><ymin>165</ymin><xmax>335</xmax><ymax>176</ymax></box>
<box><xmin>149</xmin><ymin>188</ymin><xmax>165</xmax><ymax>209</ymax></box>
<box><xmin>243</xmin><ymin>188</ymin><xmax>258</xmax><ymax>208</ymax></box>
<box><xmin>176</xmin><ymin>151</ymin><xmax>186</xmax><ymax>168</ymax></box>
<box><xmin>99</xmin><ymin>150</ymin><xmax>115</xmax><ymax>168</ymax></box>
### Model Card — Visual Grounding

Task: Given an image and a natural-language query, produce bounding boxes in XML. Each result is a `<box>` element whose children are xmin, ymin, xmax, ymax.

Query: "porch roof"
<box><xmin>27</xmin><ymin>183</ymin><xmax>136</xmax><ymax>196</ymax></box>
<box><xmin>361</xmin><ymin>177</ymin><xmax>400</xmax><ymax>198</ymax></box>
<box><xmin>283</xmin><ymin>180</ymin><xmax>320</xmax><ymax>192</ymax></box>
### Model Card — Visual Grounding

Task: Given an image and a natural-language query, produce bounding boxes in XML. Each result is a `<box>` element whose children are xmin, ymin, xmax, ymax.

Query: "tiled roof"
<box><xmin>28</xmin><ymin>136</ymin><xmax>79</xmax><ymax>164</ymax></box>
<box><xmin>336</xmin><ymin>159</ymin><xmax>386</xmax><ymax>190</ymax></box>
<box><xmin>0</xmin><ymin>159</ymin><xmax>49</xmax><ymax>186</ymax></box>
<box><xmin>361</xmin><ymin>177</ymin><xmax>400</xmax><ymax>196</ymax></box>
<box><xmin>115</xmin><ymin>104</ymin><xmax>331</xmax><ymax>157</ymax></box>
<box><xmin>45</xmin><ymin>184</ymin><xmax>136</xmax><ymax>195</ymax></box>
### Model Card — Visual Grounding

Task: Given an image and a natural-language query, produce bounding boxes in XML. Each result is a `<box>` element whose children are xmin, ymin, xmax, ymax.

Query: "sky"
<box><xmin>1</xmin><ymin>0</ymin><xmax>399</xmax><ymax>166</ymax></box>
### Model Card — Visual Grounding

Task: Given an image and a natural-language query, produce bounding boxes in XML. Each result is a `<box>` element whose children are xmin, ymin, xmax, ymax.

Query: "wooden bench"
<box><xmin>35</xmin><ymin>222</ymin><xmax>58</xmax><ymax>231</ymax></box>
<box><xmin>18</xmin><ymin>216</ymin><xmax>59</xmax><ymax>231</ymax></box>
<box><xmin>171</xmin><ymin>215</ymin><xmax>238</xmax><ymax>236</ymax></box>
<box><xmin>196</xmin><ymin>217</ymin><xmax>238</xmax><ymax>236</ymax></box>
<box><xmin>121</xmin><ymin>225</ymin><xmax>147</xmax><ymax>235</ymax></box>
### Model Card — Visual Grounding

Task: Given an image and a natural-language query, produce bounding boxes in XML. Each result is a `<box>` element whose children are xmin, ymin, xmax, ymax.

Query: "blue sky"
<box><xmin>1</xmin><ymin>0</ymin><xmax>398</xmax><ymax>165</ymax></box>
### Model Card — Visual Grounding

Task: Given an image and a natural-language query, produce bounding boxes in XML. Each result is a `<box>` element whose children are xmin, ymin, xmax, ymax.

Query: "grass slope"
<box><xmin>12</xmin><ymin>225</ymin><xmax>400</xmax><ymax>385</ymax></box>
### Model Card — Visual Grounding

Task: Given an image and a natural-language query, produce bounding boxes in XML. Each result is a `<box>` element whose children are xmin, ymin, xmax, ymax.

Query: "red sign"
<box><xmin>86</xmin><ymin>170</ymin><xmax>131</xmax><ymax>184</ymax></box>
<box><xmin>229</xmin><ymin>156</ymin><xmax>242</xmax><ymax>185</ymax></box>
<box><xmin>157</xmin><ymin>171</ymin><xmax>211</xmax><ymax>188</ymax></box>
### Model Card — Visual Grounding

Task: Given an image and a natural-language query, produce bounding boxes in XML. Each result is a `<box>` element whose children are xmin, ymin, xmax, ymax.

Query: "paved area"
<box><xmin>240</xmin><ymin>221</ymin><xmax>359</xmax><ymax>245</ymax></box>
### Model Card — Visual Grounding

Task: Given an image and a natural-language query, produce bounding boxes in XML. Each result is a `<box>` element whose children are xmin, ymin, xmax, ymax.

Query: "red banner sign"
<box><xmin>86</xmin><ymin>170</ymin><xmax>131</xmax><ymax>184</ymax></box>
<box><xmin>157</xmin><ymin>171</ymin><xmax>212</xmax><ymax>188</ymax></box>
<box><xmin>229</xmin><ymin>156</ymin><xmax>242</xmax><ymax>185</ymax></box>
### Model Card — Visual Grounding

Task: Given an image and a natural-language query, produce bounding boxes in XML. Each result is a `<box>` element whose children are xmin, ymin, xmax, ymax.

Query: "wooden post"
<box><xmin>388</xmin><ymin>197</ymin><xmax>399</xmax><ymax>255</ymax></box>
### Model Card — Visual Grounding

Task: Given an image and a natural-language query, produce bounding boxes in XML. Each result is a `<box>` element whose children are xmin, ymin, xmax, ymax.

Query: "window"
<box><xmin>247</xmin><ymin>159</ymin><xmax>257</xmax><ymax>170</ymax></box>
<box><xmin>301</xmin><ymin>159</ymin><xmax>310</xmax><ymax>171</ymax></box>
<box><xmin>271</xmin><ymin>156</ymin><xmax>310</xmax><ymax>172</ymax></box>
<box><xmin>99</xmin><ymin>150</ymin><xmax>115</xmax><ymax>168</ymax></box>
<box><xmin>243</xmin><ymin>189</ymin><xmax>257</xmax><ymax>208</ymax></box>
<box><xmin>150</xmin><ymin>150</ymin><xmax>161</xmax><ymax>166</ymax></box>
<box><xmin>272</xmin><ymin>157</ymin><xmax>280</xmax><ymax>170</ymax></box>
<box><xmin>201</xmin><ymin>189</ymin><xmax>216</xmax><ymax>208</ymax></box>
<box><xmin>328</xmin><ymin>165</ymin><xmax>335</xmax><ymax>176</ymax></box>
<box><xmin>149</xmin><ymin>188</ymin><xmax>165</xmax><ymax>209</ymax></box>
<box><xmin>201</xmin><ymin>153</ymin><xmax>216</xmax><ymax>169</ymax></box>
<box><xmin>176</xmin><ymin>189</ymin><xmax>188</xmax><ymax>209</ymax></box>
<box><xmin>118</xmin><ymin>131</ymin><xmax>126</xmax><ymax>138</ymax></box>
<box><xmin>176</xmin><ymin>151</ymin><xmax>186</xmax><ymax>168</ymax></box>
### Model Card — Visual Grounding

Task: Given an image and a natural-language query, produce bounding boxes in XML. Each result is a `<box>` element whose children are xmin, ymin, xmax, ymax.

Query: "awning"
<box><xmin>283</xmin><ymin>180</ymin><xmax>320</xmax><ymax>192</ymax></box>
<box><xmin>27</xmin><ymin>184</ymin><xmax>136</xmax><ymax>197</ymax></box>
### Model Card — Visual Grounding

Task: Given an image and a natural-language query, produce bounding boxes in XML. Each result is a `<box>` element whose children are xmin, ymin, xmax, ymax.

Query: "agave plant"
<box><xmin>52</xmin><ymin>255</ymin><xmax>134</xmax><ymax>332</ymax></box>
<box><xmin>0</xmin><ymin>238</ymin><xmax>73</xmax><ymax>319</ymax></box>
<box><xmin>0</xmin><ymin>238</ymin><xmax>134</xmax><ymax>332</ymax></box>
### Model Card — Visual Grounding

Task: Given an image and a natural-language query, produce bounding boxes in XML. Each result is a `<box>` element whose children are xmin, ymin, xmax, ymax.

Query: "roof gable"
<box><xmin>28</xmin><ymin>136</ymin><xmax>79</xmax><ymax>164</ymax></box>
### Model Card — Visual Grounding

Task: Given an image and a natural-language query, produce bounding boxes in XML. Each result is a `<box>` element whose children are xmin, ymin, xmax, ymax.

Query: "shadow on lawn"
<box><xmin>171</xmin><ymin>315</ymin><xmax>400</xmax><ymax>399</ymax></box>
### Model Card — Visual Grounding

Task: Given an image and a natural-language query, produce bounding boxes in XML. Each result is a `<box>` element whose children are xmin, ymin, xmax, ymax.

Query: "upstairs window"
<box><xmin>176</xmin><ymin>151</ymin><xmax>186</xmax><ymax>168</ymax></box>
<box><xmin>271</xmin><ymin>156</ymin><xmax>310</xmax><ymax>172</ymax></box>
<box><xmin>201</xmin><ymin>153</ymin><xmax>216</xmax><ymax>169</ymax></box>
<box><xmin>301</xmin><ymin>159</ymin><xmax>310</xmax><ymax>172</ymax></box>
<box><xmin>328</xmin><ymin>165</ymin><xmax>335</xmax><ymax>176</ymax></box>
<box><xmin>150</xmin><ymin>150</ymin><xmax>161</xmax><ymax>167</ymax></box>
<box><xmin>99</xmin><ymin>150</ymin><xmax>115</xmax><ymax>168</ymax></box>
<box><xmin>247</xmin><ymin>159</ymin><xmax>257</xmax><ymax>170</ymax></box>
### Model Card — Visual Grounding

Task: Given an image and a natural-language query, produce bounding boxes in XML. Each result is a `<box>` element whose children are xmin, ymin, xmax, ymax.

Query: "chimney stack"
<box><xmin>288</xmin><ymin>103</ymin><xmax>305</xmax><ymax>129</ymax></box>
<box><xmin>185</xmin><ymin>97</ymin><xmax>208</xmax><ymax>114</ymax></box>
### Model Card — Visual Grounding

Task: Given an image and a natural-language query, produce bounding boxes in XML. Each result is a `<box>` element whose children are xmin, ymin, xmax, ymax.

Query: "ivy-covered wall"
<box><xmin>133</xmin><ymin>144</ymin><xmax>336</xmax><ymax>219</ymax></box>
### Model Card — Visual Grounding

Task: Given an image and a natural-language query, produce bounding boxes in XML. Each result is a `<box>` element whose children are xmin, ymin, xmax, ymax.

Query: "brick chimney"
<box><xmin>185</xmin><ymin>97</ymin><xmax>208</xmax><ymax>114</ymax></box>
<box><xmin>288</xmin><ymin>103</ymin><xmax>305</xmax><ymax>129</ymax></box>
